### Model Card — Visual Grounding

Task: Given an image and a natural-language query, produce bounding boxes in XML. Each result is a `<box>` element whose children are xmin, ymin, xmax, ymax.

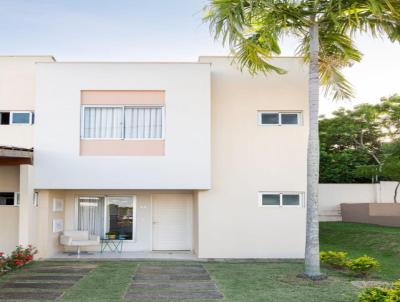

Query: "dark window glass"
<box><xmin>0</xmin><ymin>192</ymin><xmax>15</xmax><ymax>205</ymax></box>
<box><xmin>12</xmin><ymin>112</ymin><xmax>31</xmax><ymax>124</ymax></box>
<box><xmin>281</xmin><ymin>113</ymin><xmax>299</xmax><ymax>125</ymax></box>
<box><xmin>0</xmin><ymin>112</ymin><xmax>10</xmax><ymax>125</ymax></box>
<box><xmin>262</xmin><ymin>194</ymin><xmax>280</xmax><ymax>206</ymax></box>
<box><xmin>261</xmin><ymin>113</ymin><xmax>279</xmax><ymax>124</ymax></box>
<box><xmin>282</xmin><ymin>194</ymin><xmax>300</xmax><ymax>206</ymax></box>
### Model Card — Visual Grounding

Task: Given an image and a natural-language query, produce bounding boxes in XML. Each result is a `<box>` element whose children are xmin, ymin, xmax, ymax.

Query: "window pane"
<box><xmin>0</xmin><ymin>112</ymin><xmax>10</xmax><ymax>125</ymax></box>
<box><xmin>282</xmin><ymin>194</ymin><xmax>300</xmax><ymax>206</ymax></box>
<box><xmin>281</xmin><ymin>113</ymin><xmax>298</xmax><ymax>125</ymax></box>
<box><xmin>83</xmin><ymin>107</ymin><xmax>123</xmax><ymax>138</ymax></box>
<box><xmin>78</xmin><ymin>197</ymin><xmax>104</xmax><ymax>236</ymax></box>
<box><xmin>262</xmin><ymin>194</ymin><xmax>280</xmax><ymax>206</ymax></box>
<box><xmin>125</xmin><ymin>107</ymin><xmax>163</xmax><ymax>139</ymax></box>
<box><xmin>106</xmin><ymin>197</ymin><xmax>134</xmax><ymax>240</ymax></box>
<box><xmin>12</xmin><ymin>112</ymin><xmax>30</xmax><ymax>124</ymax></box>
<box><xmin>0</xmin><ymin>192</ymin><xmax>15</xmax><ymax>205</ymax></box>
<box><xmin>261</xmin><ymin>113</ymin><xmax>279</xmax><ymax>124</ymax></box>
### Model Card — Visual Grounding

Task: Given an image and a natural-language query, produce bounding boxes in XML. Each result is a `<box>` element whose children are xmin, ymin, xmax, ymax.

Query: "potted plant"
<box><xmin>106</xmin><ymin>231</ymin><xmax>118</xmax><ymax>240</ymax></box>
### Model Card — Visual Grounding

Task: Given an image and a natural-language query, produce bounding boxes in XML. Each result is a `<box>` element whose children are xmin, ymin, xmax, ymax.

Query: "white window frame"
<box><xmin>258</xmin><ymin>191</ymin><xmax>304</xmax><ymax>208</ymax></box>
<box><xmin>80</xmin><ymin>105</ymin><xmax>165</xmax><ymax>140</ymax></box>
<box><xmin>10</xmin><ymin>111</ymin><xmax>33</xmax><ymax>125</ymax></box>
<box><xmin>74</xmin><ymin>195</ymin><xmax>137</xmax><ymax>242</ymax></box>
<box><xmin>14</xmin><ymin>192</ymin><xmax>20</xmax><ymax>206</ymax></box>
<box><xmin>257</xmin><ymin>111</ymin><xmax>302</xmax><ymax>126</ymax></box>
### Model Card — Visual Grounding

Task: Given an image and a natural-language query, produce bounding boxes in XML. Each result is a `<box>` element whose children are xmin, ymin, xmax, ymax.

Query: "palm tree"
<box><xmin>204</xmin><ymin>0</ymin><xmax>400</xmax><ymax>279</ymax></box>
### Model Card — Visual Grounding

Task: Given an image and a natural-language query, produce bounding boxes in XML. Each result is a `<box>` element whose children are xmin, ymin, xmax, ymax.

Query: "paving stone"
<box><xmin>130</xmin><ymin>282</ymin><xmax>217</xmax><ymax>290</ymax></box>
<box><xmin>139</xmin><ymin>265</ymin><xmax>203</xmax><ymax>269</ymax></box>
<box><xmin>2</xmin><ymin>282</ymin><xmax>74</xmax><ymax>289</ymax></box>
<box><xmin>134</xmin><ymin>273</ymin><xmax>211</xmax><ymax>281</ymax></box>
<box><xmin>125</xmin><ymin>290</ymin><xmax>223</xmax><ymax>300</ymax></box>
<box><xmin>351</xmin><ymin>280</ymin><xmax>391</xmax><ymax>288</ymax></box>
<box><xmin>138</xmin><ymin>266</ymin><xmax>207</xmax><ymax>274</ymax></box>
<box><xmin>0</xmin><ymin>291</ymin><xmax>63</xmax><ymax>300</ymax></box>
<box><xmin>28</xmin><ymin>268</ymin><xmax>92</xmax><ymax>274</ymax></box>
<box><xmin>12</xmin><ymin>274</ymin><xmax>83</xmax><ymax>281</ymax></box>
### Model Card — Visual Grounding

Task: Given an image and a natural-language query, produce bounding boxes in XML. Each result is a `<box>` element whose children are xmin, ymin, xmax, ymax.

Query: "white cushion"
<box><xmin>70</xmin><ymin>240</ymin><xmax>99</xmax><ymax>246</ymax></box>
<box><xmin>63</xmin><ymin>230</ymin><xmax>89</xmax><ymax>240</ymax></box>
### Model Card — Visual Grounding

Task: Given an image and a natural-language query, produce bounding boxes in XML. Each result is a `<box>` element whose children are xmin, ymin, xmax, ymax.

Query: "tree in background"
<box><xmin>320</xmin><ymin>95</ymin><xmax>400</xmax><ymax>184</ymax></box>
<box><xmin>204</xmin><ymin>0</ymin><xmax>400</xmax><ymax>279</ymax></box>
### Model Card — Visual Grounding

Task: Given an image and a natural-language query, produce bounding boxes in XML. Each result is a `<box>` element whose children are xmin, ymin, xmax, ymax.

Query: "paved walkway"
<box><xmin>0</xmin><ymin>264</ymin><xmax>96</xmax><ymax>300</ymax></box>
<box><xmin>125</xmin><ymin>264</ymin><xmax>223</xmax><ymax>300</ymax></box>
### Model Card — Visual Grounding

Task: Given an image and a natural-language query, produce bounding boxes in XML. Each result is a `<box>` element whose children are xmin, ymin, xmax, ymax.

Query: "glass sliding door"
<box><xmin>78</xmin><ymin>197</ymin><xmax>105</xmax><ymax>236</ymax></box>
<box><xmin>105</xmin><ymin>196</ymin><xmax>136</xmax><ymax>241</ymax></box>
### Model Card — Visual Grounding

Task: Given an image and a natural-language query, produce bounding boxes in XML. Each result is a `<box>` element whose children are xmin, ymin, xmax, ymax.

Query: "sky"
<box><xmin>1</xmin><ymin>0</ymin><xmax>399</xmax><ymax>115</ymax></box>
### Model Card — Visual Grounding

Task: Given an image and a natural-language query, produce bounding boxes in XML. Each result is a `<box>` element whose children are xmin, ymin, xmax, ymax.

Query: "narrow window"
<box><xmin>281</xmin><ymin>113</ymin><xmax>299</xmax><ymax>125</ymax></box>
<box><xmin>261</xmin><ymin>194</ymin><xmax>281</xmax><ymax>206</ymax></box>
<box><xmin>261</xmin><ymin>113</ymin><xmax>279</xmax><ymax>125</ymax></box>
<box><xmin>0</xmin><ymin>192</ymin><xmax>18</xmax><ymax>206</ymax></box>
<box><xmin>0</xmin><ymin>112</ymin><xmax>10</xmax><ymax>125</ymax></box>
<box><xmin>259</xmin><ymin>192</ymin><xmax>302</xmax><ymax>207</ymax></box>
<box><xmin>282</xmin><ymin>194</ymin><xmax>300</xmax><ymax>206</ymax></box>
<box><xmin>258</xmin><ymin>112</ymin><xmax>301</xmax><ymax>125</ymax></box>
<box><xmin>11</xmin><ymin>112</ymin><xmax>33</xmax><ymax>124</ymax></box>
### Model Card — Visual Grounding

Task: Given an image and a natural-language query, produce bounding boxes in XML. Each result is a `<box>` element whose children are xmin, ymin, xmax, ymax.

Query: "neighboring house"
<box><xmin>0</xmin><ymin>55</ymin><xmax>308</xmax><ymax>259</ymax></box>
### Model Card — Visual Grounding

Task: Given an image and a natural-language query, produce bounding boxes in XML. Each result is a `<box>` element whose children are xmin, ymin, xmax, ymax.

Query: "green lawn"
<box><xmin>0</xmin><ymin>222</ymin><xmax>399</xmax><ymax>302</ymax></box>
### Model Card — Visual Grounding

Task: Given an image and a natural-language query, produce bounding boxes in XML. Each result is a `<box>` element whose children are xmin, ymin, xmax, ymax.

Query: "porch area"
<box><xmin>34</xmin><ymin>189</ymin><xmax>198</xmax><ymax>259</ymax></box>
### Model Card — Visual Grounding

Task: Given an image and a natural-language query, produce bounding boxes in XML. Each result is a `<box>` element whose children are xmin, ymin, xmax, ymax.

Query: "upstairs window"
<box><xmin>0</xmin><ymin>112</ymin><xmax>33</xmax><ymax>125</ymax></box>
<box><xmin>258</xmin><ymin>192</ymin><xmax>303</xmax><ymax>207</ymax></box>
<box><xmin>258</xmin><ymin>112</ymin><xmax>301</xmax><ymax>126</ymax></box>
<box><xmin>11</xmin><ymin>112</ymin><xmax>33</xmax><ymax>124</ymax></box>
<box><xmin>81</xmin><ymin>106</ymin><xmax>164</xmax><ymax>139</ymax></box>
<box><xmin>0</xmin><ymin>192</ymin><xmax>19</xmax><ymax>206</ymax></box>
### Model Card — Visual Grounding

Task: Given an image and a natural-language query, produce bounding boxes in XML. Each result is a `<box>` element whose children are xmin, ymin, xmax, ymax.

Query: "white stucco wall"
<box><xmin>197</xmin><ymin>57</ymin><xmax>308</xmax><ymax>258</ymax></box>
<box><xmin>0</xmin><ymin>56</ymin><xmax>54</xmax><ymax>148</ymax></box>
<box><xmin>319</xmin><ymin>182</ymin><xmax>400</xmax><ymax>221</ymax></box>
<box><xmin>35</xmin><ymin>62</ymin><xmax>211</xmax><ymax>189</ymax></box>
<box><xmin>0</xmin><ymin>166</ymin><xmax>19</xmax><ymax>254</ymax></box>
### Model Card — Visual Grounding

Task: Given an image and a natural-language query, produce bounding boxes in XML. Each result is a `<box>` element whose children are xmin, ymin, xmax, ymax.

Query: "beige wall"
<box><xmin>196</xmin><ymin>57</ymin><xmax>308</xmax><ymax>258</ymax></box>
<box><xmin>319</xmin><ymin>182</ymin><xmax>399</xmax><ymax>221</ymax></box>
<box><xmin>0</xmin><ymin>56</ymin><xmax>54</xmax><ymax>148</ymax></box>
<box><xmin>0</xmin><ymin>207</ymin><xmax>19</xmax><ymax>254</ymax></box>
<box><xmin>0</xmin><ymin>166</ymin><xmax>19</xmax><ymax>191</ymax></box>
<box><xmin>34</xmin><ymin>190</ymin><xmax>66</xmax><ymax>258</ymax></box>
<box><xmin>0</xmin><ymin>166</ymin><xmax>20</xmax><ymax>254</ymax></box>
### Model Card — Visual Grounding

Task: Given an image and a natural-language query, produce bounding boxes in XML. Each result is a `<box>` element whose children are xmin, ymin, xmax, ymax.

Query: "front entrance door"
<box><xmin>152</xmin><ymin>194</ymin><xmax>192</xmax><ymax>251</ymax></box>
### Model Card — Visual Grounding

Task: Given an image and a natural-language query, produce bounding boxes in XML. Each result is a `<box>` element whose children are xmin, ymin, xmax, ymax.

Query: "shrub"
<box><xmin>0</xmin><ymin>251</ymin><xmax>11</xmax><ymax>274</ymax></box>
<box><xmin>0</xmin><ymin>245</ymin><xmax>37</xmax><ymax>275</ymax></box>
<box><xmin>358</xmin><ymin>280</ymin><xmax>400</xmax><ymax>302</ymax></box>
<box><xmin>320</xmin><ymin>251</ymin><xmax>348</xmax><ymax>269</ymax></box>
<box><xmin>346</xmin><ymin>255</ymin><xmax>380</xmax><ymax>277</ymax></box>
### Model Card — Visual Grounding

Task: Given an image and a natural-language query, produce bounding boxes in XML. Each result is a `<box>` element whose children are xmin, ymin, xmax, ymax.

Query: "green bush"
<box><xmin>358</xmin><ymin>280</ymin><xmax>400</xmax><ymax>302</ymax></box>
<box><xmin>346</xmin><ymin>255</ymin><xmax>380</xmax><ymax>277</ymax></box>
<box><xmin>320</xmin><ymin>251</ymin><xmax>348</xmax><ymax>269</ymax></box>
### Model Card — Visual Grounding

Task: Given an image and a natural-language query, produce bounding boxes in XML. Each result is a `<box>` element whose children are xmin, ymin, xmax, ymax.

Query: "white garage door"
<box><xmin>152</xmin><ymin>194</ymin><xmax>193</xmax><ymax>251</ymax></box>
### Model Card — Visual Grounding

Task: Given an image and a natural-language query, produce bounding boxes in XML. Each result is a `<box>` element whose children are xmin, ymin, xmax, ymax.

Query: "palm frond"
<box><xmin>204</xmin><ymin>0</ymin><xmax>310</xmax><ymax>75</ymax></box>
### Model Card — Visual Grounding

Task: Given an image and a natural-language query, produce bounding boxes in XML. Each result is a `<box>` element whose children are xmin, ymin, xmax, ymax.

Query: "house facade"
<box><xmin>0</xmin><ymin>55</ymin><xmax>308</xmax><ymax>259</ymax></box>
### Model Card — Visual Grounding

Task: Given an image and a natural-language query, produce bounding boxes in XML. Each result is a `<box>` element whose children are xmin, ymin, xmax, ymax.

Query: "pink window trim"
<box><xmin>81</xmin><ymin>90</ymin><xmax>165</xmax><ymax>105</ymax></box>
<box><xmin>80</xmin><ymin>139</ymin><xmax>165</xmax><ymax>156</ymax></box>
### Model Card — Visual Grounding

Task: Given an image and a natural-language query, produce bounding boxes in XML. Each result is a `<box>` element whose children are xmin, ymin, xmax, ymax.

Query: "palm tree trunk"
<box><xmin>304</xmin><ymin>21</ymin><xmax>322</xmax><ymax>278</ymax></box>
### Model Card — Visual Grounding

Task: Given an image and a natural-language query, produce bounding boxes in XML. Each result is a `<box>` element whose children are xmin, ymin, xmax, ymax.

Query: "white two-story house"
<box><xmin>0</xmin><ymin>55</ymin><xmax>308</xmax><ymax>259</ymax></box>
